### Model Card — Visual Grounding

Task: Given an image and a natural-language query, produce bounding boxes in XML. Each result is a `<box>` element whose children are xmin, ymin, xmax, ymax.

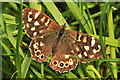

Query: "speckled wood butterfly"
<box><xmin>22</xmin><ymin>8</ymin><xmax>103</xmax><ymax>73</ymax></box>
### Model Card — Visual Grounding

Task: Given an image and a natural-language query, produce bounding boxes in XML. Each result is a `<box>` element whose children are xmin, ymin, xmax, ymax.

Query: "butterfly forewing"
<box><xmin>22</xmin><ymin>8</ymin><xmax>60</xmax><ymax>39</ymax></box>
<box><xmin>66</xmin><ymin>31</ymin><xmax>103</xmax><ymax>62</ymax></box>
<box><xmin>22</xmin><ymin>8</ymin><xmax>103</xmax><ymax>73</ymax></box>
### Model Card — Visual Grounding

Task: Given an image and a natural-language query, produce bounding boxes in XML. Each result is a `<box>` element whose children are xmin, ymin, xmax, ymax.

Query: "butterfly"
<box><xmin>22</xmin><ymin>8</ymin><xmax>103</xmax><ymax>73</ymax></box>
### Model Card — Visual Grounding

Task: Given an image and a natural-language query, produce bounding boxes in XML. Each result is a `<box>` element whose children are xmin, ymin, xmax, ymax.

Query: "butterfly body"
<box><xmin>22</xmin><ymin>8</ymin><xmax>103</xmax><ymax>73</ymax></box>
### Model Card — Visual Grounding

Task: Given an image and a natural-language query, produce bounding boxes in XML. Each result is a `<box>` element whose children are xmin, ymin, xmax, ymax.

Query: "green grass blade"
<box><xmin>30</xmin><ymin>66</ymin><xmax>43</xmax><ymax>78</ymax></box>
<box><xmin>107</xmin><ymin>5</ymin><xmax>117</xmax><ymax>78</ymax></box>
<box><xmin>65</xmin><ymin>72</ymin><xmax>78</xmax><ymax>78</ymax></box>
<box><xmin>21</xmin><ymin>56</ymin><xmax>32</xmax><ymax>78</ymax></box>
<box><xmin>15</xmin><ymin>2</ymin><xmax>23</xmax><ymax>78</ymax></box>
<box><xmin>99</xmin><ymin>3</ymin><xmax>114</xmax><ymax>79</ymax></box>
<box><xmin>66</xmin><ymin>2</ymin><xmax>92</xmax><ymax>34</ymax></box>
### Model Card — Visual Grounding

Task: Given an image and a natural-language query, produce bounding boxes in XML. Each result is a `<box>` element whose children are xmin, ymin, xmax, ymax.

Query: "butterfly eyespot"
<box><xmin>35</xmin><ymin>50</ymin><xmax>41</xmax><ymax>57</ymax></box>
<box><xmin>58</xmin><ymin>61</ymin><xmax>65</xmax><ymax>68</ymax></box>
<box><xmin>36</xmin><ymin>51</ymin><xmax>40</xmax><ymax>56</ymax></box>
<box><xmin>95</xmin><ymin>46</ymin><xmax>99</xmax><ymax>50</ymax></box>
<box><xmin>95</xmin><ymin>45</ymin><xmax>101</xmax><ymax>50</ymax></box>
<box><xmin>29</xmin><ymin>15</ymin><xmax>33</xmax><ymax>18</ymax></box>
<box><xmin>65</xmin><ymin>61</ymin><xmax>69</xmax><ymax>67</ymax></box>
<box><xmin>34</xmin><ymin>49</ymin><xmax>37</xmax><ymax>51</ymax></box>
<box><xmin>52</xmin><ymin>60</ymin><xmax>58</xmax><ymax>66</ymax></box>
<box><xmin>60</xmin><ymin>63</ymin><xmax>64</xmax><ymax>67</ymax></box>
<box><xmin>40</xmin><ymin>54</ymin><xmax>44</xmax><ymax>59</ymax></box>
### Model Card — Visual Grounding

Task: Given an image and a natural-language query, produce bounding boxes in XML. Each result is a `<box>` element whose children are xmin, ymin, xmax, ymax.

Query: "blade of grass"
<box><xmin>77</xmin><ymin>63</ymin><xmax>85</xmax><ymax>78</ymax></box>
<box><xmin>66</xmin><ymin>1</ymin><xmax>92</xmax><ymax>34</ymax></box>
<box><xmin>65</xmin><ymin>72</ymin><xmax>78</xmax><ymax>78</ymax></box>
<box><xmin>1</xmin><ymin>41</ymin><xmax>13</xmax><ymax>59</ymax></box>
<box><xmin>15</xmin><ymin>1</ymin><xmax>23</xmax><ymax>78</ymax></box>
<box><xmin>99</xmin><ymin>3</ymin><xmax>114</xmax><ymax>79</ymax></box>
<box><xmin>84</xmin><ymin>3</ymin><xmax>96</xmax><ymax>35</ymax></box>
<box><xmin>21</xmin><ymin>56</ymin><xmax>32</xmax><ymax>78</ymax></box>
<box><xmin>107</xmin><ymin>4</ymin><xmax>117</xmax><ymax>78</ymax></box>
<box><xmin>86</xmin><ymin>65</ymin><xmax>101</xmax><ymax>78</ymax></box>
<box><xmin>30</xmin><ymin>66</ymin><xmax>43</xmax><ymax>78</ymax></box>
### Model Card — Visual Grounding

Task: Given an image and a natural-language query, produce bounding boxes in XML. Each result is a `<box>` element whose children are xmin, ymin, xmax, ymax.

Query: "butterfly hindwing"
<box><xmin>50</xmin><ymin>37</ymin><xmax>78</xmax><ymax>73</ymax></box>
<box><xmin>29</xmin><ymin>32</ymin><xmax>57</xmax><ymax>62</ymax></box>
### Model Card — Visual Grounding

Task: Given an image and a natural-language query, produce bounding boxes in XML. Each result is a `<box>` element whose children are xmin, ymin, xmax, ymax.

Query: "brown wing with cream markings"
<box><xmin>22</xmin><ymin>8</ymin><xmax>60</xmax><ymax>39</ymax></box>
<box><xmin>49</xmin><ymin>34</ymin><xmax>79</xmax><ymax>73</ymax></box>
<box><xmin>67</xmin><ymin>31</ymin><xmax>103</xmax><ymax>62</ymax></box>
<box><xmin>29</xmin><ymin>32</ymin><xmax>57</xmax><ymax>62</ymax></box>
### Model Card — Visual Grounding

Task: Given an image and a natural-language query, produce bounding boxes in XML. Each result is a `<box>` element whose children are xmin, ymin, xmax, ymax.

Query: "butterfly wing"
<box><xmin>22</xmin><ymin>8</ymin><xmax>60</xmax><ymax>39</ymax></box>
<box><xmin>49</xmin><ymin>35</ymin><xmax>78</xmax><ymax>73</ymax></box>
<box><xmin>22</xmin><ymin>8</ymin><xmax>60</xmax><ymax>62</ymax></box>
<box><xmin>49</xmin><ymin>30</ymin><xmax>103</xmax><ymax>73</ymax></box>
<box><xmin>66</xmin><ymin>30</ymin><xmax>103</xmax><ymax>62</ymax></box>
<box><xmin>29</xmin><ymin>32</ymin><xmax>57</xmax><ymax>62</ymax></box>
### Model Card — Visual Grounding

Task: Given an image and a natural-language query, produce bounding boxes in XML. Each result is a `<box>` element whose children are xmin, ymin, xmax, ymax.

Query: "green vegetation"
<box><xmin>1</xmin><ymin>1</ymin><xmax>120</xmax><ymax>79</ymax></box>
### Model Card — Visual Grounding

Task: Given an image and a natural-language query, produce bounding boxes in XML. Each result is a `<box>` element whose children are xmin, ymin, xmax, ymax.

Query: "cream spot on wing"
<box><xmin>98</xmin><ymin>45</ymin><xmax>101</xmax><ymax>50</ymax></box>
<box><xmin>83</xmin><ymin>52</ymin><xmax>87</xmax><ymax>56</ymax></box>
<box><xmin>23</xmin><ymin>25</ymin><xmax>25</xmax><ymax>29</ymax></box>
<box><xmin>33</xmin><ymin>42</ymin><xmax>39</xmax><ymax>49</ymax></box>
<box><xmin>78</xmin><ymin>54</ymin><xmax>82</xmax><ymax>58</ymax></box>
<box><xmin>31</xmin><ymin>27</ymin><xmax>36</xmax><ymax>31</ymax></box>
<box><xmin>40</xmin><ymin>36</ymin><xmax>43</xmax><ymax>38</ymax></box>
<box><xmin>91</xmin><ymin>37</ymin><xmax>95</xmax><ymax>47</ymax></box>
<box><xmin>45</xmin><ymin>19</ymin><xmax>50</xmax><ymax>26</ymax></box>
<box><xmin>34</xmin><ymin>21</ymin><xmax>40</xmax><ymax>26</ymax></box>
<box><xmin>41</xmin><ymin>16</ymin><xmax>46</xmax><ymax>22</ymax></box>
<box><xmin>76</xmin><ymin>47</ymin><xmax>79</xmax><ymax>51</ymax></box>
<box><xmin>28</xmin><ymin>12</ymin><xmax>32</xmax><ymax>14</ymax></box>
<box><xmin>65</xmin><ymin>54</ymin><xmax>69</xmax><ymax>59</ymax></box>
<box><xmin>77</xmin><ymin>34</ymin><xmax>82</xmax><ymax>42</ymax></box>
<box><xmin>22</xmin><ymin>21</ymin><xmax>24</xmax><ymax>23</ymax></box>
<box><xmin>33</xmin><ymin>32</ymin><xmax>37</xmax><ymax>36</ymax></box>
<box><xmin>69</xmin><ymin>58</ymin><xmax>73</xmax><ymax>65</ymax></box>
<box><xmin>34</xmin><ymin>11</ymin><xmax>41</xmax><ymax>19</ymax></box>
<box><xmin>71</xmin><ymin>50</ymin><xmax>74</xmax><ymax>53</ymax></box>
<box><xmin>84</xmin><ymin>46</ymin><xmax>89</xmax><ymax>51</ymax></box>
<box><xmin>26</xmin><ymin>23</ymin><xmax>29</xmax><ymax>28</ymax></box>
<box><xmin>28</xmin><ymin>18</ymin><xmax>32</xmax><ymax>22</ymax></box>
<box><xmin>39</xmin><ymin>30</ymin><xmax>44</xmax><ymax>33</ymax></box>
<box><xmin>40</xmin><ymin>42</ymin><xmax>44</xmax><ymax>46</ymax></box>
<box><xmin>93</xmin><ymin>49</ymin><xmax>97</xmax><ymax>54</ymax></box>
<box><xmin>89</xmin><ymin>54</ymin><xmax>94</xmax><ymax>58</ymax></box>
<box><xmin>83</xmin><ymin>36</ymin><xmax>87</xmax><ymax>43</ymax></box>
